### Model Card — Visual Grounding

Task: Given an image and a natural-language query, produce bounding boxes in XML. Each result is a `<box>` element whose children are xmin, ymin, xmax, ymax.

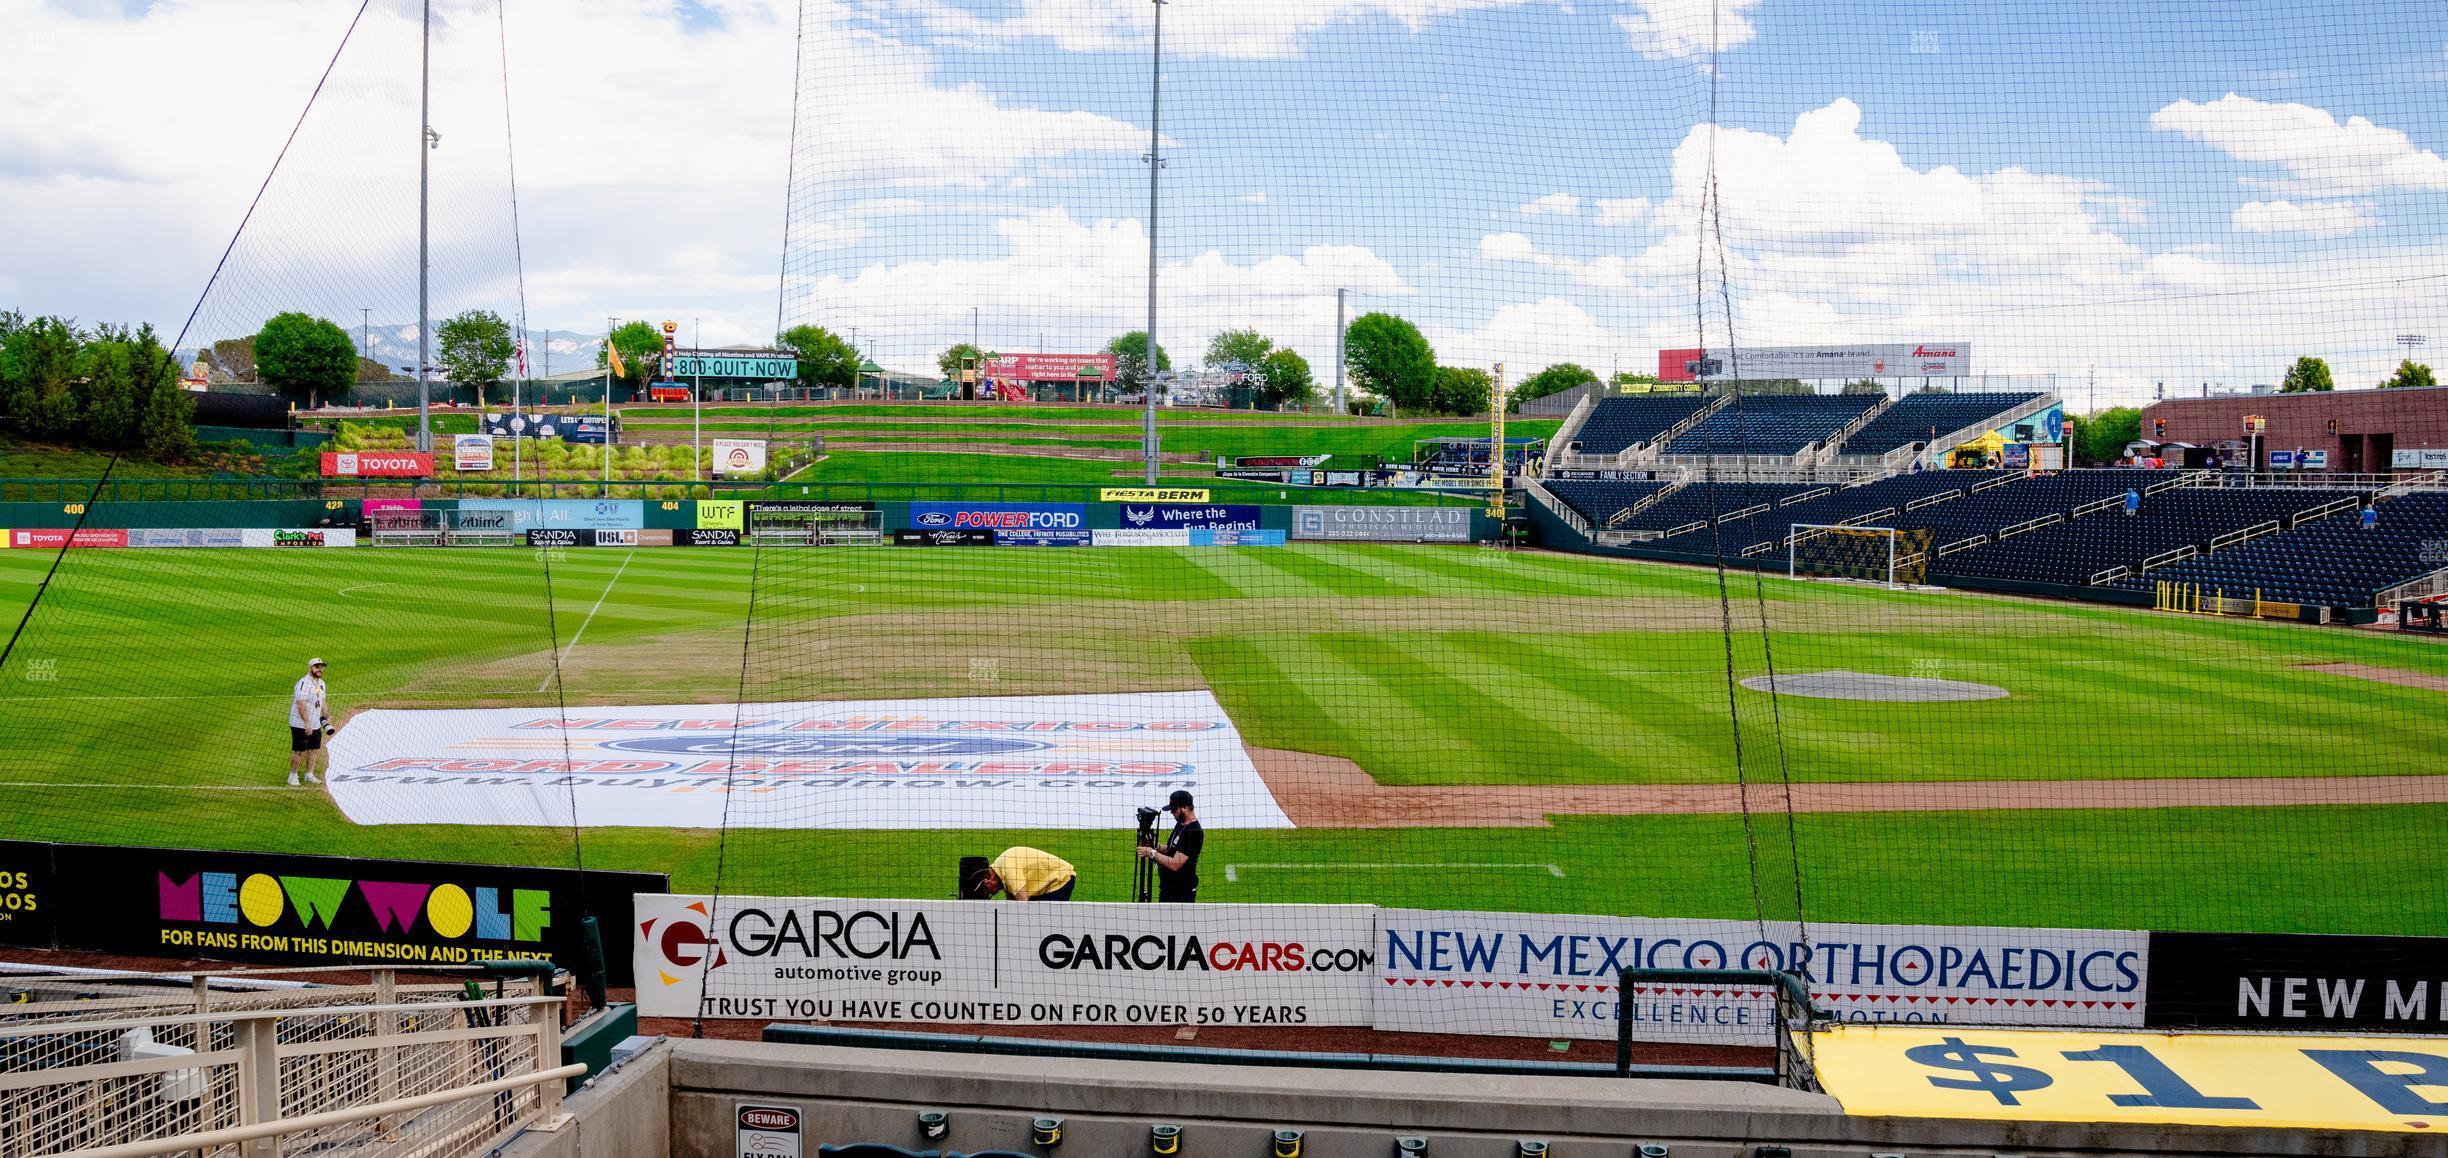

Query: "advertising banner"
<box><xmin>908</xmin><ymin>502</ymin><xmax>1088</xmax><ymax>546</ymax></box>
<box><xmin>637</xmin><ymin>896</ymin><xmax>1377</xmax><ymax>1026</ymax></box>
<box><xmin>983</xmin><ymin>353</ymin><xmax>1116</xmax><ymax>382</ymax></box>
<box><xmin>527</xmin><ymin>528</ymin><xmax>581</xmax><ymax>548</ymax></box>
<box><xmin>454</xmin><ymin>434</ymin><xmax>496</xmax><ymax>472</ymax></box>
<box><xmin>1293</xmin><ymin>507</ymin><xmax>1472</xmax><ymax>543</ymax></box>
<box><xmin>698</xmin><ymin>500</ymin><xmax>745</xmax><ymax>529</ymax></box>
<box><xmin>1190</xmin><ymin>529</ymin><xmax>1286</xmax><ymax>547</ymax></box>
<box><xmin>713</xmin><ymin>439</ymin><xmax>769</xmax><ymax>477</ymax></box>
<box><xmin>364</xmin><ymin>498</ymin><xmax>424</xmax><ymax>515</ymax></box>
<box><xmin>1217</xmin><ymin>469</ymin><xmax>1286</xmax><ymax>482</ymax></box>
<box><xmin>10</xmin><ymin>529</ymin><xmax>128</xmax><ymax>549</ymax></box>
<box><xmin>1117</xmin><ymin>504</ymin><xmax>1260</xmax><ymax>531</ymax></box>
<box><xmin>459</xmin><ymin>499</ymin><xmax>646</xmax><ymax>531</ymax></box>
<box><xmin>2142</xmin><ymin>932</ymin><xmax>2448</xmax><ymax>1032</ymax></box>
<box><xmin>127</xmin><ymin>528</ymin><xmax>248</xmax><ymax>548</ymax></box>
<box><xmin>1092</xmin><ymin>529</ymin><xmax>1193</xmax><ymax>547</ymax></box>
<box><xmin>1</xmin><ymin>842</ymin><xmax>660</xmax><ymax>984</ymax></box>
<box><xmin>1372</xmin><ymin>910</ymin><xmax>2146</xmax><ymax>1044</ymax></box>
<box><xmin>1236</xmin><ymin>455</ymin><xmax>1331</xmax><ymax>469</ymax></box>
<box><xmin>592</xmin><ymin>529</ymin><xmax>639</xmax><ymax>547</ymax></box>
<box><xmin>240</xmin><ymin>528</ymin><xmax>357</xmax><ymax>548</ymax></box>
<box><xmin>1101</xmin><ymin>488</ymin><xmax>1211</xmax><ymax>504</ymax></box>
<box><xmin>893</xmin><ymin>529</ymin><xmax>996</xmax><ymax>547</ymax></box>
<box><xmin>669</xmin><ymin>353</ymin><xmax>801</xmax><ymax>380</ymax></box>
<box><xmin>321</xmin><ymin>451</ymin><xmax>435</xmax><ymax>478</ymax></box>
<box><xmin>2426</xmin><ymin>449</ymin><xmax>2448</xmax><ymax>469</ymax></box>
<box><xmin>1658</xmin><ymin>343</ymin><xmax>1971</xmax><ymax>382</ymax></box>
<box><xmin>326</xmin><ymin>692</ymin><xmax>1293</xmax><ymax>830</ymax></box>
<box><xmin>0</xmin><ymin>839</ymin><xmax>52</xmax><ymax>948</ymax></box>
<box><xmin>683</xmin><ymin>529</ymin><xmax>742</xmax><ymax>546</ymax></box>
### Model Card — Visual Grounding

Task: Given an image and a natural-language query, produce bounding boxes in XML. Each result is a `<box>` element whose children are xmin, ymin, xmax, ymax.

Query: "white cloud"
<box><xmin>1614</xmin><ymin>0</ymin><xmax>1762</xmax><ymax>61</ymax></box>
<box><xmin>2150</xmin><ymin>94</ymin><xmax>2448</xmax><ymax>195</ymax></box>
<box><xmin>1519</xmin><ymin>192</ymin><xmax>1580</xmax><ymax>217</ymax></box>
<box><xmin>1594</xmin><ymin>197</ymin><xmax>1651</xmax><ymax>226</ymax></box>
<box><xmin>1476</xmin><ymin>232</ymin><xmax>1637</xmax><ymax>289</ymax></box>
<box><xmin>1239</xmin><ymin>191</ymin><xmax>1269</xmax><ymax>204</ymax></box>
<box><xmin>1426</xmin><ymin>297</ymin><xmax>1622</xmax><ymax>371</ymax></box>
<box><xmin>2232</xmin><ymin>199</ymin><xmax>2381</xmax><ymax>238</ymax></box>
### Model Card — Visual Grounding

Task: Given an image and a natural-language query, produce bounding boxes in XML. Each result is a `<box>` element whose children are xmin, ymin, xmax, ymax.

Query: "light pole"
<box><xmin>416</xmin><ymin>0</ymin><xmax>433</xmax><ymax>452</ymax></box>
<box><xmin>361</xmin><ymin>308</ymin><xmax>371</xmax><ymax>365</ymax></box>
<box><xmin>1142</xmin><ymin>0</ymin><xmax>1168</xmax><ymax>485</ymax></box>
<box><xmin>1332</xmin><ymin>287</ymin><xmax>1346</xmax><ymax>414</ymax></box>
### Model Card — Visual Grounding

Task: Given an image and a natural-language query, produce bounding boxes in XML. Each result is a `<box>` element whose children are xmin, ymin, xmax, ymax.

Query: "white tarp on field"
<box><xmin>327</xmin><ymin>692</ymin><xmax>1291</xmax><ymax>830</ymax></box>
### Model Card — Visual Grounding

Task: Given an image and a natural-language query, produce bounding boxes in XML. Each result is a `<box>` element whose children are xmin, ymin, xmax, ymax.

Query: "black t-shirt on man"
<box><xmin>1157</xmin><ymin>820</ymin><xmax>1203</xmax><ymax>902</ymax></box>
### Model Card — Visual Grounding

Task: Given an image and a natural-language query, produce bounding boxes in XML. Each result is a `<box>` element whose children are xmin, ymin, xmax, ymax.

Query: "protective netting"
<box><xmin>4</xmin><ymin>0</ymin><xmax>2447</xmax><ymax>1047</ymax></box>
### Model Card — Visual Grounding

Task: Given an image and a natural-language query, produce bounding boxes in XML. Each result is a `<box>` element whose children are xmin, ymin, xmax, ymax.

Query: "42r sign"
<box><xmin>1812</xmin><ymin>1025</ymin><xmax>2448</xmax><ymax>1133</ymax></box>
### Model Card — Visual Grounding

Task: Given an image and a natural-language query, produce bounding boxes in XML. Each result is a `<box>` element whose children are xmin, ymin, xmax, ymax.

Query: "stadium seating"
<box><xmin>2113</xmin><ymin>492</ymin><xmax>2448</xmax><ymax>608</ymax></box>
<box><xmin>1568</xmin><ymin>396</ymin><xmax>1711</xmax><ymax>455</ymax></box>
<box><xmin>1730</xmin><ymin>470</ymin><xmax>2012</xmax><ymax>551</ymax></box>
<box><xmin>1541</xmin><ymin>479</ymin><xmax>1669</xmax><ymax>526</ymax></box>
<box><xmin>1618</xmin><ymin>481</ymin><xmax>1815</xmax><ymax>537</ymax></box>
<box><xmin>1934</xmin><ymin>485</ymin><xmax>2353</xmax><ymax>587</ymax></box>
<box><xmin>1663</xmin><ymin>395</ymin><xmax>1880</xmax><ymax>457</ymax></box>
<box><xmin>1836</xmin><ymin>392</ymin><xmax>2044</xmax><ymax>457</ymax></box>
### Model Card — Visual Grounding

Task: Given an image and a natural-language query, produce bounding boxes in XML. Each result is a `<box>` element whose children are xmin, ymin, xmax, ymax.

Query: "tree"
<box><xmin>1254</xmin><ymin>347</ymin><xmax>1314</xmax><ymax>409</ymax></box>
<box><xmin>937</xmin><ymin>342</ymin><xmax>983</xmax><ymax>382</ymax></box>
<box><xmin>254</xmin><ymin>312</ymin><xmax>357</xmax><ymax>403</ymax></box>
<box><xmin>778</xmin><ymin>324</ymin><xmax>858</xmax><ymax>389</ymax></box>
<box><xmin>2279</xmin><ymin>356</ymin><xmax>2334</xmax><ymax>394</ymax></box>
<box><xmin>595</xmin><ymin>320</ymin><xmax>663</xmax><ymax>389</ymax></box>
<box><xmin>76</xmin><ymin>323</ymin><xmax>144</xmax><ymax>449</ymax></box>
<box><xmin>2072</xmin><ymin>406</ymin><xmax>2140</xmax><ymax>466</ymax></box>
<box><xmin>1343</xmin><ymin>312</ymin><xmax>1435</xmax><ymax>413</ymax></box>
<box><xmin>1513</xmin><ymin>362</ymin><xmax>1597</xmax><ymax>412</ymax></box>
<box><xmin>2381</xmin><ymin>359</ymin><xmax>2437</xmax><ymax>389</ymax></box>
<box><xmin>435</xmin><ymin>309</ymin><xmax>515</xmax><ymax>387</ymax></box>
<box><xmin>1205</xmin><ymin>328</ymin><xmax>1273</xmax><ymax>370</ymax></box>
<box><xmin>2</xmin><ymin>315</ymin><xmax>83</xmax><ymax>441</ymax></box>
<box><xmin>1105</xmin><ymin>331</ymin><xmax>1172</xmax><ymax>392</ymax></box>
<box><xmin>1841</xmin><ymin>378</ymin><xmax>1889</xmax><ymax>395</ymax></box>
<box><xmin>129</xmin><ymin>323</ymin><xmax>196</xmax><ymax>461</ymax></box>
<box><xmin>1432</xmin><ymin>365</ymin><xmax>1493</xmax><ymax>416</ymax></box>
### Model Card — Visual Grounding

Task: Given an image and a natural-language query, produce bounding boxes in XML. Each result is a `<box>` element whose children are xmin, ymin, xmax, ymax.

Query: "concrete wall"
<box><xmin>500</xmin><ymin>1039</ymin><xmax>672</xmax><ymax>1158</ymax></box>
<box><xmin>654</xmin><ymin>1039</ymin><xmax>2439</xmax><ymax>1158</ymax></box>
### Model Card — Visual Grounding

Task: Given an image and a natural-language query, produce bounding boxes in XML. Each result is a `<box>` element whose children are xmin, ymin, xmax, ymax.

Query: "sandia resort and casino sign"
<box><xmin>0</xmin><ymin>842</ymin><xmax>662</xmax><ymax>984</ymax></box>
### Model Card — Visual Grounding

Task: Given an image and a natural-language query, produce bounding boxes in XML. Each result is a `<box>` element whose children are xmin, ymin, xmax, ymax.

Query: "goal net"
<box><xmin>1789</xmin><ymin>524</ymin><xmax>1933</xmax><ymax>588</ymax></box>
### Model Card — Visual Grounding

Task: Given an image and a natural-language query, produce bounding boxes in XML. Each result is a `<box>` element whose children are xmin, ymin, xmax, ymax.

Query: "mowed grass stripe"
<box><xmin>1383</xmin><ymin>631</ymin><xmax>1638</xmax><ymax>782</ymax></box>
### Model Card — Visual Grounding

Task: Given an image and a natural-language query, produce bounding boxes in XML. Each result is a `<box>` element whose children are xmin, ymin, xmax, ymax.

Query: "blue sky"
<box><xmin>8</xmin><ymin>0</ymin><xmax>2448</xmax><ymax>402</ymax></box>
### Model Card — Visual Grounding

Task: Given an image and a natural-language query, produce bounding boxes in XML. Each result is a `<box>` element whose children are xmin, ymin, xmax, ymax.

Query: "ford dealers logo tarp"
<box><xmin>325</xmin><ymin>693</ymin><xmax>1292</xmax><ymax>830</ymax></box>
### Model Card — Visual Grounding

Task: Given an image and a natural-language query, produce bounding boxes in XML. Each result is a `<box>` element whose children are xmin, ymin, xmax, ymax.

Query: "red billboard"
<box><xmin>320</xmin><ymin>451</ymin><xmax>435</xmax><ymax>478</ymax></box>
<box><xmin>10</xmin><ymin>529</ymin><xmax>128</xmax><ymax>549</ymax></box>
<box><xmin>983</xmin><ymin>353</ymin><xmax>1117</xmax><ymax>381</ymax></box>
<box><xmin>1657</xmin><ymin>348</ymin><xmax>1705</xmax><ymax>383</ymax></box>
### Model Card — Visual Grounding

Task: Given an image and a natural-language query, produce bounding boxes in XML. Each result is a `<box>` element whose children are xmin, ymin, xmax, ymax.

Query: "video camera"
<box><xmin>1135</xmin><ymin>805</ymin><xmax>1161</xmax><ymax>849</ymax></box>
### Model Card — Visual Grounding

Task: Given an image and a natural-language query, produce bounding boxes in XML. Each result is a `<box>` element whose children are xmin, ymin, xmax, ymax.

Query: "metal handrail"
<box><xmin>1996</xmin><ymin>513</ymin><xmax>2061</xmax><ymax>539</ymax></box>
<box><xmin>1778</xmin><ymin>486</ymin><xmax>1831</xmax><ymax>506</ymax></box>
<box><xmin>0</xmin><ymin>993</ymin><xmax>562</xmax><ymax>1039</ymax></box>
<box><xmin>1970</xmin><ymin>472</ymin><xmax>2018</xmax><ymax>493</ymax></box>
<box><xmin>1937</xmin><ymin>534</ymin><xmax>1989</xmax><ymax>556</ymax></box>
<box><xmin>2209</xmin><ymin>521</ymin><xmax>2279</xmax><ymax>551</ymax></box>
<box><xmin>2139</xmin><ymin>545</ymin><xmax>2198</xmax><ymax>573</ymax></box>
<box><xmin>66</xmin><ymin>1064</ymin><xmax>588</xmax><ymax>1158</ymax></box>
<box><xmin>1617</xmin><ymin>968</ymin><xmax>1824</xmax><ymax>1090</ymax></box>
<box><xmin>2090</xmin><ymin>565</ymin><xmax>2133</xmax><ymax>585</ymax></box>
<box><xmin>1904</xmin><ymin>489</ymin><xmax>1962</xmax><ymax>511</ymax></box>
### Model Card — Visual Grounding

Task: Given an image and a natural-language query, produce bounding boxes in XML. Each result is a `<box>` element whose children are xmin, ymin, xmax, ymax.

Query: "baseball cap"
<box><xmin>308</xmin><ymin>658</ymin><xmax>326</xmax><ymax>667</ymax></box>
<box><xmin>1166</xmin><ymin>790</ymin><xmax>1194</xmax><ymax>809</ymax></box>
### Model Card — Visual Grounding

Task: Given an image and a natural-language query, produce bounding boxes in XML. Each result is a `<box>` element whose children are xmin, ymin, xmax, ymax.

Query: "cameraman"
<box><xmin>969</xmin><ymin>847</ymin><xmax>1076</xmax><ymax>901</ymax></box>
<box><xmin>1135</xmin><ymin>790</ymin><xmax>1204</xmax><ymax>902</ymax></box>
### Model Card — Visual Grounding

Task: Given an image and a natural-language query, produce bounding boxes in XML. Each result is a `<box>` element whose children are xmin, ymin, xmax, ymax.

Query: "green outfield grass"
<box><xmin>0</xmin><ymin>542</ymin><xmax>2441</xmax><ymax>933</ymax></box>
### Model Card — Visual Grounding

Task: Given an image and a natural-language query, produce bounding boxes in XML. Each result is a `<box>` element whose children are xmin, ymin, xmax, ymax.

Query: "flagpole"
<box><xmin>604</xmin><ymin>318</ymin><xmax>614</xmax><ymax>499</ymax></box>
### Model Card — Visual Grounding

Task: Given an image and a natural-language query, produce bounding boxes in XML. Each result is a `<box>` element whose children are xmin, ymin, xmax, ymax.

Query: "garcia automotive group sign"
<box><xmin>637</xmin><ymin>896</ymin><xmax>1377</xmax><ymax>1027</ymax></box>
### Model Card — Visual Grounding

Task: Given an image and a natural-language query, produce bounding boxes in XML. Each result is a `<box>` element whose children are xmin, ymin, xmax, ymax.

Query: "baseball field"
<box><xmin>1</xmin><ymin>539</ymin><xmax>2442</xmax><ymax>934</ymax></box>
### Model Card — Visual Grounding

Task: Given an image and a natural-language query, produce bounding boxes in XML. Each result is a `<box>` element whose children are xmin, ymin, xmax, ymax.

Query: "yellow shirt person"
<box><xmin>979</xmin><ymin>847</ymin><xmax>1077</xmax><ymax>901</ymax></box>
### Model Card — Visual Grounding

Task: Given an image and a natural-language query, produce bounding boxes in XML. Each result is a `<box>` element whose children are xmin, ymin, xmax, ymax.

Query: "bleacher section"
<box><xmin>2114</xmin><ymin>492</ymin><xmax>2448</xmax><ymax>608</ymax></box>
<box><xmin>1840</xmin><ymin>392</ymin><xmax>2043</xmax><ymax>457</ymax></box>
<box><xmin>1569</xmin><ymin>396</ymin><xmax>1711</xmax><ymax>456</ymax></box>
<box><xmin>1541</xmin><ymin>480</ymin><xmax>1669</xmax><ymax>527</ymax></box>
<box><xmin>1933</xmin><ymin>486</ymin><xmax>2353</xmax><ymax>588</ymax></box>
<box><xmin>1664</xmin><ymin>395</ymin><xmax>1879</xmax><ymax>457</ymax></box>
<box><xmin>1730</xmin><ymin>471</ymin><xmax>2011</xmax><ymax>552</ymax></box>
<box><xmin>1613</xmin><ymin>481</ymin><xmax>1813</xmax><ymax>536</ymax></box>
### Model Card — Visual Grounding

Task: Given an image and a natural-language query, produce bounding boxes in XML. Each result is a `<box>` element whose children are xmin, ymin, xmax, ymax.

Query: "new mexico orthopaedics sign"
<box><xmin>325</xmin><ymin>692</ymin><xmax>1292</xmax><ymax>830</ymax></box>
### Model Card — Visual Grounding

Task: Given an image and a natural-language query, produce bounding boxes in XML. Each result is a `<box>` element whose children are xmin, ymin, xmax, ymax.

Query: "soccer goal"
<box><xmin>369</xmin><ymin>509</ymin><xmax>443</xmax><ymax>547</ymax></box>
<box><xmin>1787</xmin><ymin>524</ymin><xmax>1935</xmax><ymax>588</ymax></box>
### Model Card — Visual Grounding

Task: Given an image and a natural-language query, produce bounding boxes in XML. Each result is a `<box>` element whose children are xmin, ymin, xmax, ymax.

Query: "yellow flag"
<box><xmin>606</xmin><ymin>334</ymin><xmax>628</xmax><ymax>378</ymax></box>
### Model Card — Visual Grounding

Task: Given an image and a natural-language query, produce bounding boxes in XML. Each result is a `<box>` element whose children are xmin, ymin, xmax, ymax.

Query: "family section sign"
<box><xmin>327</xmin><ymin>692</ymin><xmax>1293</xmax><ymax>830</ymax></box>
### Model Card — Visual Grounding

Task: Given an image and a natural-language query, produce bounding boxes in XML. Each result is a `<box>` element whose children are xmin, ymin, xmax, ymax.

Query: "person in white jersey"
<box><xmin>288</xmin><ymin>658</ymin><xmax>329</xmax><ymax>786</ymax></box>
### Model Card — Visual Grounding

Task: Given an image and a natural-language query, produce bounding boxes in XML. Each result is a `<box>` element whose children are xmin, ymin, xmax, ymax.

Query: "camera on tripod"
<box><xmin>1131</xmin><ymin>805</ymin><xmax>1163</xmax><ymax>901</ymax></box>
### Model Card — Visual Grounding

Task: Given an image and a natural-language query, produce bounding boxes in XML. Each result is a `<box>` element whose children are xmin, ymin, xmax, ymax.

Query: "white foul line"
<box><xmin>538</xmin><ymin>550</ymin><xmax>634</xmax><ymax>693</ymax></box>
<box><xmin>1222</xmin><ymin>862</ymin><xmax>1565</xmax><ymax>884</ymax></box>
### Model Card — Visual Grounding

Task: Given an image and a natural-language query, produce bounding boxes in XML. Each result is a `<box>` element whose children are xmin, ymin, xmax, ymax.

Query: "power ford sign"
<box><xmin>908</xmin><ymin>502</ymin><xmax>1088</xmax><ymax>546</ymax></box>
<box><xmin>1294</xmin><ymin>506</ymin><xmax>1473</xmax><ymax>542</ymax></box>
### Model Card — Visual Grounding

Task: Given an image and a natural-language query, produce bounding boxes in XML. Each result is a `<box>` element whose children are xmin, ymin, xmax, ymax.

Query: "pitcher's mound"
<box><xmin>1740</xmin><ymin>670</ymin><xmax>2008</xmax><ymax>702</ymax></box>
